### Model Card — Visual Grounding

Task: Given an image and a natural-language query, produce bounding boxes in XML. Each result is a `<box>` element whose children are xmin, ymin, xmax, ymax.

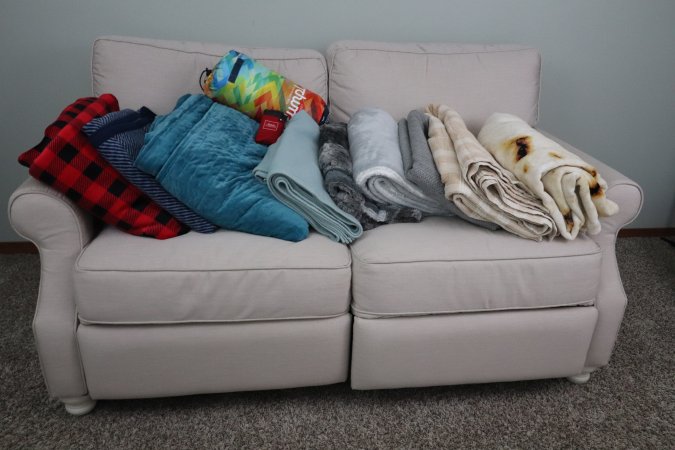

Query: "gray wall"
<box><xmin>2</xmin><ymin>0</ymin><xmax>673</xmax><ymax>240</ymax></box>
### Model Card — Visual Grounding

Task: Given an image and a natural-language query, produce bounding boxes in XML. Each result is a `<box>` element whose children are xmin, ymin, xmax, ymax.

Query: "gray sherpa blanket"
<box><xmin>349</xmin><ymin>108</ymin><xmax>449</xmax><ymax>214</ymax></box>
<box><xmin>399</xmin><ymin>110</ymin><xmax>499</xmax><ymax>231</ymax></box>
<box><xmin>318</xmin><ymin>122</ymin><xmax>422</xmax><ymax>230</ymax></box>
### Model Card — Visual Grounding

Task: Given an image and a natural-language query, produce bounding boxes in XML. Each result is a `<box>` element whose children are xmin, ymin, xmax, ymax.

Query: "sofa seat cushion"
<box><xmin>350</xmin><ymin>217</ymin><xmax>601</xmax><ymax>318</ymax></box>
<box><xmin>74</xmin><ymin>227</ymin><xmax>351</xmax><ymax>325</ymax></box>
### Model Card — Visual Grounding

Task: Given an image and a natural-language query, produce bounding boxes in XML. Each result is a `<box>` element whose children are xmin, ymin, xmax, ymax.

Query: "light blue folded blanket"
<box><xmin>135</xmin><ymin>94</ymin><xmax>309</xmax><ymax>241</ymax></box>
<box><xmin>253</xmin><ymin>111</ymin><xmax>363</xmax><ymax>244</ymax></box>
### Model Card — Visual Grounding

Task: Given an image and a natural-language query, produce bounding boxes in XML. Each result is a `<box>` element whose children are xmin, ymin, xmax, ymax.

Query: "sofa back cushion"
<box><xmin>92</xmin><ymin>36</ymin><xmax>328</xmax><ymax>115</ymax></box>
<box><xmin>327</xmin><ymin>41</ymin><xmax>541</xmax><ymax>132</ymax></box>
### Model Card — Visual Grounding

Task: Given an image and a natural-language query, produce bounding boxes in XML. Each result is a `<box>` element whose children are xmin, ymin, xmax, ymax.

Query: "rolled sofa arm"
<box><xmin>539</xmin><ymin>130</ymin><xmax>643</xmax><ymax>233</ymax></box>
<box><xmin>8</xmin><ymin>178</ymin><xmax>96</xmax><ymax>398</ymax></box>
<box><xmin>538</xmin><ymin>130</ymin><xmax>643</xmax><ymax>371</ymax></box>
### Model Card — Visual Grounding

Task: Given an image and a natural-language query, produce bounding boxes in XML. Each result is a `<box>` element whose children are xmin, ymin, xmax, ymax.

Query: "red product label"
<box><xmin>255</xmin><ymin>110</ymin><xmax>286</xmax><ymax>145</ymax></box>
<box><xmin>262</xmin><ymin>120</ymin><xmax>280</xmax><ymax>132</ymax></box>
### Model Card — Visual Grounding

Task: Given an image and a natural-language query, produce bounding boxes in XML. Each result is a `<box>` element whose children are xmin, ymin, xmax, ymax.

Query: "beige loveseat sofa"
<box><xmin>8</xmin><ymin>36</ymin><xmax>643</xmax><ymax>415</ymax></box>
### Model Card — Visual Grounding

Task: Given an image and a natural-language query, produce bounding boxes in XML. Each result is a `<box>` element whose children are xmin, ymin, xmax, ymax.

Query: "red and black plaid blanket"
<box><xmin>18</xmin><ymin>94</ymin><xmax>189</xmax><ymax>239</ymax></box>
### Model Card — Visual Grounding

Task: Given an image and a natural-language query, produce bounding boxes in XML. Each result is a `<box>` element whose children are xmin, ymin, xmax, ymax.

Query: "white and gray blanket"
<box><xmin>348</xmin><ymin>108</ymin><xmax>450</xmax><ymax>215</ymax></box>
<box><xmin>318</xmin><ymin>122</ymin><xmax>422</xmax><ymax>230</ymax></box>
<box><xmin>477</xmin><ymin>113</ymin><xmax>619</xmax><ymax>239</ymax></box>
<box><xmin>426</xmin><ymin>104</ymin><xmax>557</xmax><ymax>241</ymax></box>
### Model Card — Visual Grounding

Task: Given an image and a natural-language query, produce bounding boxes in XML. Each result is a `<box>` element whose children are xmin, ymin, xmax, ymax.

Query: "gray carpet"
<box><xmin>1</xmin><ymin>237</ymin><xmax>673</xmax><ymax>449</ymax></box>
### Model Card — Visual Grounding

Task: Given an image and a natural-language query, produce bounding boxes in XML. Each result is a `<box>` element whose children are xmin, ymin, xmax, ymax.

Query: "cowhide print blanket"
<box><xmin>477</xmin><ymin>113</ymin><xmax>619</xmax><ymax>240</ymax></box>
<box><xmin>425</xmin><ymin>104</ymin><xmax>557</xmax><ymax>241</ymax></box>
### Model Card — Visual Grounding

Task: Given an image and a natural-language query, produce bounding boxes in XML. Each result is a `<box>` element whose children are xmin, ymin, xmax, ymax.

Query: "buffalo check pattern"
<box><xmin>18</xmin><ymin>97</ymin><xmax>104</xmax><ymax>167</ymax></box>
<box><xmin>20</xmin><ymin>94</ymin><xmax>189</xmax><ymax>239</ymax></box>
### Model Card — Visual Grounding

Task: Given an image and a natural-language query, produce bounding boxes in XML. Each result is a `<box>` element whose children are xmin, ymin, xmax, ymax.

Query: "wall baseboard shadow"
<box><xmin>0</xmin><ymin>228</ymin><xmax>674</xmax><ymax>254</ymax></box>
<box><xmin>0</xmin><ymin>242</ymin><xmax>38</xmax><ymax>254</ymax></box>
<box><xmin>617</xmin><ymin>228</ymin><xmax>675</xmax><ymax>238</ymax></box>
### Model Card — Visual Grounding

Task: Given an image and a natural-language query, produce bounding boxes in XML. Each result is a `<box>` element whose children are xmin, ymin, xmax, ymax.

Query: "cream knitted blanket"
<box><xmin>425</xmin><ymin>104</ymin><xmax>556</xmax><ymax>241</ymax></box>
<box><xmin>477</xmin><ymin>113</ymin><xmax>619</xmax><ymax>239</ymax></box>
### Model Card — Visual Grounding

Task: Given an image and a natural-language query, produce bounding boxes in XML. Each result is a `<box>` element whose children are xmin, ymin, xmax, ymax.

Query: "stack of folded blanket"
<box><xmin>18</xmin><ymin>91</ymin><xmax>617</xmax><ymax>243</ymax></box>
<box><xmin>348</xmin><ymin>108</ymin><xmax>450</xmax><ymax>215</ymax></box>
<box><xmin>397</xmin><ymin>110</ymin><xmax>499</xmax><ymax>230</ymax></box>
<box><xmin>425</xmin><ymin>104</ymin><xmax>557</xmax><ymax>241</ymax></box>
<box><xmin>17</xmin><ymin>94</ymin><xmax>189</xmax><ymax>239</ymax></box>
<box><xmin>82</xmin><ymin>107</ymin><xmax>218</xmax><ymax>234</ymax></box>
<box><xmin>477</xmin><ymin>113</ymin><xmax>619</xmax><ymax>239</ymax></box>
<box><xmin>314</xmin><ymin>107</ymin><xmax>502</xmax><ymax>233</ymax></box>
<box><xmin>135</xmin><ymin>94</ymin><xmax>309</xmax><ymax>242</ymax></box>
<box><xmin>253</xmin><ymin>111</ymin><xmax>363</xmax><ymax>244</ymax></box>
<box><xmin>317</xmin><ymin>122</ymin><xmax>423</xmax><ymax>231</ymax></box>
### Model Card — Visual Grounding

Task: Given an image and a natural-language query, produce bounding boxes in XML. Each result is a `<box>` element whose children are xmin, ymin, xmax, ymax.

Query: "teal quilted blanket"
<box><xmin>135</xmin><ymin>94</ymin><xmax>309</xmax><ymax>241</ymax></box>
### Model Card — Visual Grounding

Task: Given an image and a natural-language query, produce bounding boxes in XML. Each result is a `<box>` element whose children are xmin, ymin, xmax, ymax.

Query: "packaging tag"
<box><xmin>255</xmin><ymin>110</ymin><xmax>287</xmax><ymax>145</ymax></box>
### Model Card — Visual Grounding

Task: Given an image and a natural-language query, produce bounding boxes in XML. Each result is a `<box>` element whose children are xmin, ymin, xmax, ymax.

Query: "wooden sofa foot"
<box><xmin>62</xmin><ymin>395</ymin><xmax>97</xmax><ymax>415</ymax></box>
<box><xmin>566</xmin><ymin>373</ymin><xmax>591</xmax><ymax>385</ymax></box>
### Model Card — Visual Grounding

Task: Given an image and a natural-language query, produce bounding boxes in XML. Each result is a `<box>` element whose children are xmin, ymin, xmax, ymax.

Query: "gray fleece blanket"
<box><xmin>399</xmin><ymin>110</ymin><xmax>499</xmax><ymax>230</ymax></box>
<box><xmin>349</xmin><ymin>108</ymin><xmax>450</xmax><ymax>215</ymax></box>
<box><xmin>318</xmin><ymin>123</ymin><xmax>422</xmax><ymax>230</ymax></box>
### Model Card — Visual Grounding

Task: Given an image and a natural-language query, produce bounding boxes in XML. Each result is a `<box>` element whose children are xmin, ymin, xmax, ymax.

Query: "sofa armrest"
<box><xmin>8</xmin><ymin>178</ymin><xmax>96</xmax><ymax>398</ymax></box>
<box><xmin>9</xmin><ymin>178</ymin><xmax>96</xmax><ymax>250</ymax></box>
<box><xmin>537</xmin><ymin>130</ymin><xmax>643</xmax><ymax>235</ymax></box>
<box><xmin>537</xmin><ymin>130</ymin><xmax>643</xmax><ymax>371</ymax></box>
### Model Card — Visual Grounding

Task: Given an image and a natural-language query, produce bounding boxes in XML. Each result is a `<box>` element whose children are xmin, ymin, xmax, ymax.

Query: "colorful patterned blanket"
<box><xmin>203</xmin><ymin>50</ymin><xmax>328</xmax><ymax>124</ymax></box>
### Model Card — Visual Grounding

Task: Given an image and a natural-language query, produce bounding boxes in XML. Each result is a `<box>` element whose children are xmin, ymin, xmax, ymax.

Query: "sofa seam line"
<box><xmin>73</xmin><ymin>264</ymin><xmax>352</xmax><ymax>273</ymax></box>
<box><xmin>77</xmin><ymin>310</ymin><xmax>350</xmax><ymax>326</ymax></box>
<box><xmin>329</xmin><ymin>46</ymin><xmax>538</xmax><ymax>58</ymax></box>
<box><xmin>350</xmin><ymin>248</ymin><xmax>602</xmax><ymax>266</ymax></box>
<box><xmin>350</xmin><ymin>299</ymin><xmax>597</xmax><ymax>319</ymax></box>
<box><xmin>94</xmin><ymin>37</ymin><xmax>326</xmax><ymax>61</ymax></box>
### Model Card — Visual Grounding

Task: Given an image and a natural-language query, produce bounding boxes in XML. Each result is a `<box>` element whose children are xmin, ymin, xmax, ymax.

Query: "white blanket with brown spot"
<box><xmin>477</xmin><ymin>113</ymin><xmax>619</xmax><ymax>240</ymax></box>
<box><xmin>425</xmin><ymin>104</ymin><xmax>557</xmax><ymax>241</ymax></box>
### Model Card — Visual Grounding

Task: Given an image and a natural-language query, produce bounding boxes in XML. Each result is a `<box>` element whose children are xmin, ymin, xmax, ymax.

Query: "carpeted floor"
<box><xmin>1</xmin><ymin>237</ymin><xmax>673</xmax><ymax>449</ymax></box>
